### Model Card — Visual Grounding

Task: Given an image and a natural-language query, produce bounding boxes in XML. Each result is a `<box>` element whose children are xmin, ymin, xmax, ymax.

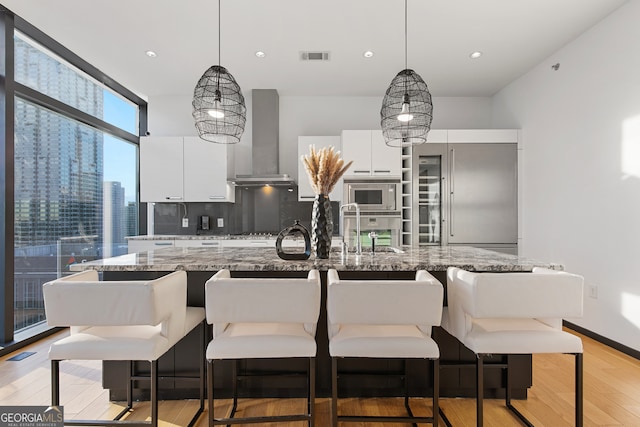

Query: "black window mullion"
<box><xmin>16</xmin><ymin>82</ymin><xmax>139</xmax><ymax>145</ymax></box>
<box><xmin>13</xmin><ymin>15</ymin><xmax>145</xmax><ymax>109</ymax></box>
<box><xmin>0</xmin><ymin>9</ymin><xmax>16</xmax><ymax>344</ymax></box>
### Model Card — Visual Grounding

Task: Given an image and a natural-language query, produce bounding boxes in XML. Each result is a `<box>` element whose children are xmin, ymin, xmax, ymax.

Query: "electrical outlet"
<box><xmin>217</xmin><ymin>218</ymin><xmax>224</xmax><ymax>227</ymax></box>
<box><xmin>588</xmin><ymin>284</ymin><xmax>598</xmax><ymax>299</ymax></box>
<box><xmin>182</xmin><ymin>218</ymin><xmax>189</xmax><ymax>228</ymax></box>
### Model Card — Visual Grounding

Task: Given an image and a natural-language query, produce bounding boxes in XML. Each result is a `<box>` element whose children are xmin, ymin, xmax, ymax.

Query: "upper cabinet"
<box><xmin>140</xmin><ymin>136</ymin><xmax>235</xmax><ymax>203</ymax></box>
<box><xmin>140</xmin><ymin>137</ymin><xmax>184</xmax><ymax>202</ymax></box>
<box><xmin>183</xmin><ymin>137</ymin><xmax>235</xmax><ymax>202</ymax></box>
<box><xmin>341</xmin><ymin>130</ymin><xmax>402</xmax><ymax>177</ymax></box>
<box><xmin>297</xmin><ymin>136</ymin><xmax>343</xmax><ymax>202</ymax></box>
<box><xmin>428</xmin><ymin>129</ymin><xmax>519</xmax><ymax>144</ymax></box>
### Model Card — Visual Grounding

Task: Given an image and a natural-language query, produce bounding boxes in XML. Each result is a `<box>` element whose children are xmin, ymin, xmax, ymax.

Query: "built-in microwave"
<box><xmin>344</xmin><ymin>178</ymin><xmax>400</xmax><ymax>211</ymax></box>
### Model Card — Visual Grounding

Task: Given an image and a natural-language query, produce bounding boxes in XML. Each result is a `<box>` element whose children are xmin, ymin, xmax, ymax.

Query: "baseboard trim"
<box><xmin>564</xmin><ymin>320</ymin><xmax>640</xmax><ymax>360</ymax></box>
<box><xmin>0</xmin><ymin>327</ymin><xmax>64</xmax><ymax>358</ymax></box>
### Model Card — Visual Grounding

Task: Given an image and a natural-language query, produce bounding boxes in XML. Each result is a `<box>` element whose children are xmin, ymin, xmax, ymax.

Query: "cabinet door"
<box><xmin>127</xmin><ymin>239</ymin><xmax>175</xmax><ymax>253</ymax></box>
<box><xmin>448</xmin><ymin>143</ymin><xmax>517</xmax><ymax>244</ymax></box>
<box><xmin>140</xmin><ymin>137</ymin><xmax>184</xmax><ymax>202</ymax></box>
<box><xmin>174</xmin><ymin>239</ymin><xmax>222</xmax><ymax>248</ymax></box>
<box><xmin>341</xmin><ymin>130</ymin><xmax>372</xmax><ymax>176</ymax></box>
<box><xmin>298</xmin><ymin>136</ymin><xmax>343</xmax><ymax>202</ymax></box>
<box><xmin>221</xmin><ymin>239</ymin><xmax>275</xmax><ymax>248</ymax></box>
<box><xmin>183</xmin><ymin>137</ymin><xmax>230</xmax><ymax>202</ymax></box>
<box><xmin>370</xmin><ymin>130</ymin><xmax>401</xmax><ymax>176</ymax></box>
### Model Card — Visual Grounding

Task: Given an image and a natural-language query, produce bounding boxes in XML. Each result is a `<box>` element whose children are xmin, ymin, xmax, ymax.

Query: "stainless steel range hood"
<box><xmin>230</xmin><ymin>89</ymin><xmax>295</xmax><ymax>187</ymax></box>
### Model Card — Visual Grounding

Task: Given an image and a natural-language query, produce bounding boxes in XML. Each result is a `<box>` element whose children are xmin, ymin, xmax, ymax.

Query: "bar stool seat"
<box><xmin>206</xmin><ymin>322</ymin><xmax>317</xmax><ymax>359</ymax></box>
<box><xmin>330</xmin><ymin>324</ymin><xmax>440</xmax><ymax>358</ymax></box>
<box><xmin>465</xmin><ymin>317</ymin><xmax>583</xmax><ymax>354</ymax></box>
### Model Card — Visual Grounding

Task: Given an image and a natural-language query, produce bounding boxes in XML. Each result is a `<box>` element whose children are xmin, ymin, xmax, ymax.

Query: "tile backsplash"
<box><xmin>153</xmin><ymin>186</ymin><xmax>340</xmax><ymax>236</ymax></box>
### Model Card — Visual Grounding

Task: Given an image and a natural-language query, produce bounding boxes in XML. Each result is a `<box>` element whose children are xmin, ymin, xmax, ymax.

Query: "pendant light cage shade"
<box><xmin>380</xmin><ymin>69</ymin><xmax>433</xmax><ymax>147</ymax></box>
<box><xmin>192</xmin><ymin>65</ymin><xmax>246</xmax><ymax>144</ymax></box>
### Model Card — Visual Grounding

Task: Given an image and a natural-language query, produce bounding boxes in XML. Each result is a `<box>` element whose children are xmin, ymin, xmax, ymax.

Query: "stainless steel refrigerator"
<box><xmin>412</xmin><ymin>143</ymin><xmax>517</xmax><ymax>253</ymax></box>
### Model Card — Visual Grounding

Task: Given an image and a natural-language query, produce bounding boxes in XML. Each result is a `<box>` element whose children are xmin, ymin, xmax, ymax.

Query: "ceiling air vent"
<box><xmin>300</xmin><ymin>51</ymin><xmax>330</xmax><ymax>61</ymax></box>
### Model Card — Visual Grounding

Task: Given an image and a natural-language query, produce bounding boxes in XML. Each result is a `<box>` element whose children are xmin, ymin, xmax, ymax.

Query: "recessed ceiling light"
<box><xmin>363</xmin><ymin>50</ymin><xmax>374</xmax><ymax>58</ymax></box>
<box><xmin>145</xmin><ymin>50</ymin><xmax>157</xmax><ymax>58</ymax></box>
<box><xmin>469</xmin><ymin>51</ymin><xmax>483</xmax><ymax>59</ymax></box>
<box><xmin>255</xmin><ymin>51</ymin><xmax>266</xmax><ymax>58</ymax></box>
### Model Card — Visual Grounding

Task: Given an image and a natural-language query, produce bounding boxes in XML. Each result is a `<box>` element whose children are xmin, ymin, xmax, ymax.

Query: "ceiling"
<box><xmin>1</xmin><ymin>0</ymin><xmax>628</xmax><ymax>100</ymax></box>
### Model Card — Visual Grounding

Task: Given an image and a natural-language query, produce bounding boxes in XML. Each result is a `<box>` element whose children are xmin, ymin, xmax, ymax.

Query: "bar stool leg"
<box><xmin>576</xmin><ymin>353</ymin><xmax>583</xmax><ymax>427</ymax></box>
<box><xmin>309</xmin><ymin>357</ymin><xmax>315</xmax><ymax>426</ymax></box>
<box><xmin>433</xmin><ymin>358</ymin><xmax>440</xmax><ymax>427</ymax></box>
<box><xmin>477</xmin><ymin>355</ymin><xmax>484</xmax><ymax>427</ymax></box>
<box><xmin>207</xmin><ymin>360</ymin><xmax>214</xmax><ymax>427</ymax></box>
<box><xmin>150</xmin><ymin>360</ymin><xmax>158</xmax><ymax>427</ymax></box>
<box><xmin>331</xmin><ymin>357</ymin><xmax>338</xmax><ymax>427</ymax></box>
<box><xmin>51</xmin><ymin>360</ymin><xmax>60</xmax><ymax>406</ymax></box>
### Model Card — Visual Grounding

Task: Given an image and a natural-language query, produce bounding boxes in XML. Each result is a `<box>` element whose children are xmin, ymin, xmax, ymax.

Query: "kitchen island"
<box><xmin>72</xmin><ymin>244</ymin><xmax>559</xmax><ymax>273</ymax></box>
<box><xmin>71</xmin><ymin>245</ymin><xmax>561</xmax><ymax>401</ymax></box>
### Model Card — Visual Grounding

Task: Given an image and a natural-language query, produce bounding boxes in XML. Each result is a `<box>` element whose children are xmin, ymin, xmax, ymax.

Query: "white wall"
<box><xmin>148</xmin><ymin>94</ymin><xmax>492</xmax><ymax>178</ymax></box>
<box><xmin>492</xmin><ymin>0</ymin><xmax>640</xmax><ymax>351</ymax></box>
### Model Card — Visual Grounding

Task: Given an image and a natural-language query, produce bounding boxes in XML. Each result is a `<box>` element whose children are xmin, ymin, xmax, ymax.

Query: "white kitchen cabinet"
<box><xmin>140</xmin><ymin>136</ymin><xmax>235</xmax><ymax>203</ymax></box>
<box><xmin>426</xmin><ymin>129</ymin><xmax>448</xmax><ymax>143</ymax></box>
<box><xmin>297</xmin><ymin>136</ymin><xmax>343</xmax><ymax>202</ymax></box>
<box><xmin>140</xmin><ymin>137</ymin><xmax>184</xmax><ymax>202</ymax></box>
<box><xmin>221</xmin><ymin>239</ymin><xmax>275</xmax><ymax>248</ymax></box>
<box><xmin>174</xmin><ymin>239</ymin><xmax>222</xmax><ymax>248</ymax></box>
<box><xmin>341</xmin><ymin>130</ymin><xmax>401</xmax><ymax>177</ymax></box>
<box><xmin>127</xmin><ymin>239</ymin><xmax>175</xmax><ymax>253</ymax></box>
<box><xmin>447</xmin><ymin>129</ymin><xmax>518</xmax><ymax>144</ymax></box>
<box><xmin>183</xmin><ymin>137</ymin><xmax>235</xmax><ymax>202</ymax></box>
<box><xmin>370</xmin><ymin>130</ymin><xmax>401</xmax><ymax>175</ymax></box>
<box><xmin>340</xmin><ymin>131</ymin><xmax>371</xmax><ymax>176</ymax></box>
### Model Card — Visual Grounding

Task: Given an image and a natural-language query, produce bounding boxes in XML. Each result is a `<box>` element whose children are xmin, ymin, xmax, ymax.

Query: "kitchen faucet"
<box><xmin>340</xmin><ymin>203</ymin><xmax>361</xmax><ymax>256</ymax></box>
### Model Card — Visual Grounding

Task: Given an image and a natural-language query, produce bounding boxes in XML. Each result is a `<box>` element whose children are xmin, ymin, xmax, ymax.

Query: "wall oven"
<box><xmin>344</xmin><ymin>178</ymin><xmax>401</xmax><ymax>211</ymax></box>
<box><xmin>343</xmin><ymin>178</ymin><xmax>402</xmax><ymax>248</ymax></box>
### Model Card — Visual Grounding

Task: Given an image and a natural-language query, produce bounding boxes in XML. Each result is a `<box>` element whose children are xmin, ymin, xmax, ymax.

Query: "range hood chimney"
<box><xmin>231</xmin><ymin>89</ymin><xmax>295</xmax><ymax>186</ymax></box>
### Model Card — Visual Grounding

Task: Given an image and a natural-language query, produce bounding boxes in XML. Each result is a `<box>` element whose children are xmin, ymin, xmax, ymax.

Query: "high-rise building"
<box><xmin>103</xmin><ymin>181</ymin><xmax>126</xmax><ymax>257</ymax></box>
<box><xmin>14</xmin><ymin>36</ymin><xmax>104</xmax><ymax>249</ymax></box>
<box><xmin>125</xmin><ymin>201</ymin><xmax>138</xmax><ymax>237</ymax></box>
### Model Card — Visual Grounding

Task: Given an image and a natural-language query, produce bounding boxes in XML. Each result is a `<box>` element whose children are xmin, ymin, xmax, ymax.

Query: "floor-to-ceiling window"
<box><xmin>1</xmin><ymin>9</ymin><xmax>147</xmax><ymax>344</ymax></box>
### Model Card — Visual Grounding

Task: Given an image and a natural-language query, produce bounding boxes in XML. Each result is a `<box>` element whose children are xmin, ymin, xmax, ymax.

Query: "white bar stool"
<box><xmin>441</xmin><ymin>267</ymin><xmax>584</xmax><ymax>427</ymax></box>
<box><xmin>327</xmin><ymin>268</ymin><xmax>444</xmax><ymax>426</ymax></box>
<box><xmin>205</xmin><ymin>269</ymin><xmax>321</xmax><ymax>426</ymax></box>
<box><xmin>43</xmin><ymin>269</ymin><xmax>206</xmax><ymax>427</ymax></box>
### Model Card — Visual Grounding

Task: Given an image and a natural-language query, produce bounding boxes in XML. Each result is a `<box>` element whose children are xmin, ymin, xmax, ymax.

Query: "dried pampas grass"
<box><xmin>301</xmin><ymin>145</ymin><xmax>353</xmax><ymax>195</ymax></box>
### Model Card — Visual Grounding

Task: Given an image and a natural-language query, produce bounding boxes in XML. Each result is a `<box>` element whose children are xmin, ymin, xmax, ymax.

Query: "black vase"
<box><xmin>311</xmin><ymin>194</ymin><xmax>333</xmax><ymax>259</ymax></box>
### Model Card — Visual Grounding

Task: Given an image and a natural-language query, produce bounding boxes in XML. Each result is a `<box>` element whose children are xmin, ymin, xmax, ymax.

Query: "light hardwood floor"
<box><xmin>1</xmin><ymin>328</ymin><xmax>639</xmax><ymax>426</ymax></box>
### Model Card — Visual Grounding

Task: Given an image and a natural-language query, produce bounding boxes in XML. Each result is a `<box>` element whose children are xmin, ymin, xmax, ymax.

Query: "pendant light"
<box><xmin>380</xmin><ymin>0</ymin><xmax>433</xmax><ymax>147</ymax></box>
<box><xmin>192</xmin><ymin>0</ymin><xmax>246</xmax><ymax>144</ymax></box>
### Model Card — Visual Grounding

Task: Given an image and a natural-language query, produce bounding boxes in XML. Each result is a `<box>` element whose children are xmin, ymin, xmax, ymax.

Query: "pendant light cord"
<box><xmin>404</xmin><ymin>0</ymin><xmax>408</xmax><ymax>71</ymax></box>
<box><xmin>216</xmin><ymin>0</ymin><xmax>221</xmax><ymax>98</ymax></box>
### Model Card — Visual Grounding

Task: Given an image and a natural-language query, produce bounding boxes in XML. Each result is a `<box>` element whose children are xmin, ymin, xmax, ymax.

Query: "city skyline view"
<box><xmin>12</xmin><ymin>31</ymin><xmax>140</xmax><ymax>331</ymax></box>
